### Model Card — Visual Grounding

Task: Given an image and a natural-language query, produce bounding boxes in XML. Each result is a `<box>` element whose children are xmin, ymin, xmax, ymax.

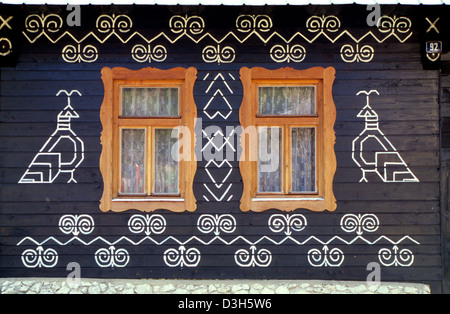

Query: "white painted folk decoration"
<box><xmin>270</xmin><ymin>44</ymin><xmax>306</xmax><ymax>63</ymax></box>
<box><xmin>340</xmin><ymin>43</ymin><xmax>374</xmax><ymax>63</ymax></box>
<box><xmin>21</xmin><ymin>246</ymin><xmax>58</xmax><ymax>269</ymax></box>
<box><xmin>17</xmin><ymin>213</ymin><xmax>420</xmax><ymax>269</ymax></box>
<box><xmin>202</xmin><ymin>45</ymin><xmax>236</xmax><ymax>64</ymax></box>
<box><xmin>352</xmin><ymin>90</ymin><xmax>419</xmax><ymax>183</ymax></box>
<box><xmin>164</xmin><ymin>246</ymin><xmax>201</xmax><ymax>268</ymax></box>
<box><xmin>202</xmin><ymin>72</ymin><xmax>236</xmax><ymax>203</ymax></box>
<box><xmin>378</xmin><ymin>246</ymin><xmax>415</xmax><ymax>267</ymax></box>
<box><xmin>307</xmin><ymin>246</ymin><xmax>345</xmax><ymax>268</ymax></box>
<box><xmin>197</xmin><ymin>214</ymin><xmax>237</xmax><ymax>235</ymax></box>
<box><xmin>22</xmin><ymin>13</ymin><xmax>413</xmax><ymax>64</ymax></box>
<box><xmin>62</xmin><ymin>44</ymin><xmax>98</xmax><ymax>63</ymax></box>
<box><xmin>59</xmin><ymin>214</ymin><xmax>95</xmax><ymax>236</ymax></box>
<box><xmin>128</xmin><ymin>214</ymin><xmax>167</xmax><ymax>236</ymax></box>
<box><xmin>268</xmin><ymin>214</ymin><xmax>307</xmax><ymax>235</ymax></box>
<box><xmin>131</xmin><ymin>44</ymin><xmax>167</xmax><ymax>63</ymax></box>
<box><xmin>19</xmin><ymin>90</ymin><xmax>85</xmax><ymax>184</ymax></box>
<box><xmin>340</xmin><ymin>214</ymin><xmax>379</xmax><ymax>236</ymax></box>
<box><xmin>95</xmin><ymin>246</ymin><xmax>130</xmax><ymax>268</ymax></box>
<box><xmin>235</xmin><ymin>246</ymin><xmax>272</xmax><ymax>268</ymax></box>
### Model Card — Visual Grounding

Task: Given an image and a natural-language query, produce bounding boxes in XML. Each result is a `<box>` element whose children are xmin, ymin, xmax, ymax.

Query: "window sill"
<box><xmin>110</xmin><ymin>198</ymin><xmax>187</xmax><ymax>213</ymax></box>
<box><xmin>247</xmin><ymin>198</ymin><xmax>331</xmax><ymax>213</ymax></box>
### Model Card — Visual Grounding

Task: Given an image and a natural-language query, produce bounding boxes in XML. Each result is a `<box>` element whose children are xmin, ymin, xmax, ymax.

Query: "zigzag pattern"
<box><xmin>17</xmin><ymin>213</ymin><xmax>420</xmax><ymax>269</ymax></box>
<box><xmin>202</xmin><ymin>72</ymin><xmax>236</xmax><ymax>202</ymax></box>
<box><xmin>22</xmin><ymin>13</ymin><xmax>413</xmax><ymax>64</ymax></box>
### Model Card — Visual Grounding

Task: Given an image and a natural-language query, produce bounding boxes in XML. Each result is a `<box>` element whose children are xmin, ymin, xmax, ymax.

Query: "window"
<box><xmin>239</xmin><ymin>67</ymin><xmax>337</xmax><ymax>212</ymax></box>
<box><xmin>99</xmin><ymin>67</ymin><xmax>197</xmax><ymax>213</ymax></box>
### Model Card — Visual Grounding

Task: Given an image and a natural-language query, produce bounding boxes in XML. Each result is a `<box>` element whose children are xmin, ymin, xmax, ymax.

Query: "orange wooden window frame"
<box><xmin>99</xmin><ymin>67</ymin><xmax>197</xmax><ymax>213</ymax></box>
<box><xmin>239</xmin><ymin>67</ymin><xmax>337</xmax><ymax>212</ymax></box>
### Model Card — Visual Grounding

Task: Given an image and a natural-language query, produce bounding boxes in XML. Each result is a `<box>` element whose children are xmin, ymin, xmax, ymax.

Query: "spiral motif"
<box><xmin>131</xmin><ymin>44</ymin><xmax>148</xmax><ymax>62</ymax></box>
<box><xmin>128</xmin><ymin>215</ymin><xmax>147</xmax><ymax>234</ymax></box>
<box><xmin>21</xmin><ymin>249</ymin><xmax>40</xmax><ymax>268</ymax></box>
<box><xmin>62</xmin><ymin>44</ymin><xmax>98</xmax><ymax>63</ymax></box>
<box><xmin>202</xmin><ymin>45</ymin><xmax>218</xmax><ymax>63</ymax></box>
<box><xmin>221</xmin><ymin>46</ymin><xmax>235</xmax><ymax>63</ymax></box>
<box><xmin>82</xmin><ymin>45</ymin><xmax>98</xmax><ymax>62</ymax></box>
<box><xmin>234</xmin><ymin>246</ymin><xmax>272</xmax><ymax>268</ymax></box>
<box><xmin>359</xmin><ymin>45</ymin><xmax>375</xmax><ymax>62</ymax></box>
<box><xmin>128</xmin><ymin>214</ymin><xmax>166</xmax><ymax>235</ymax></box>
<box><xmin>25</xmin><ymin>14</ymin><xmax>63</xmax><ymax>34</ymax></box>
<box><xmin>269</xmin><ymin>214</ymin><xmax>307</xmax><ymax>235</ymax></box>
<box><xmin>289</xmin><ymin>44</ymin><xmax>307</xmax><ymax>62</ymax></box>
<box><xmin>270</xmin><ymin>44</ymin><xmax>306</xmax><ymax>63</ymax></box>
<box><xmin>378</xmin><ymin>246</ymin><xmax>414</xmax><ymax>267</ymax></box>
<box><xmin>340</xmin><ymin>44</ymin><xmax>374</xmax><ymax>63</ymax></box>
<box><xmin>197</xmin><ymin>214</ymin><xmax>236</xmax><ymax>235</ymax></box>
<box><xmin>95</xmin><ymin>246</ymin><xmax>130</xmax><ymax>268</ymax></box>
<box><xmin>197</xmin><ymin>215</ymin><xmax>215</xmax><ymax>234</ymax></box>
<box><xmin>378</xmin><ymin>16</ymin><xmax>411</xmax><ymax>34</ymax></box>
<box><xmin>340</xmin><ymin>214</ymin><xmax>359</xmax><ymax>234</ymax></box>
<box><xmin>340</xmin><ymin>214</ymin><xmax>379</xmax><ymax>236</ymax></box>
<box><xmin>61</xmin><ymin>45</ymin><xmax>78</xmax><ymax>63</ymax></box>
<box><xmin>25</xmin><ymin>15</ymin><xmax>43</xmax><ymax>33</ymax></box>
<box><xmin>164</xmin><ymin>248</ymin><xmax>182</xmax><ymax>266</ymax></box>
<box><xmin>270</xmin><ymin>44</ymin><xmax>288</xmax><ymax>63</ymax></box>
<box><xmin>307</xmin><ymin>246</ymin><xmax>344</xmax><ymax>267</ymax></box>
<box><xmin>306</xmin><ymin>15</ymin><xmax>341</xmax><ymax>33</ymax></box>
<box><xmin>218</xmin><ymin>216</ymin><xmax>236</xmax><ymax>234</ymax></box>
<box><xmin>151</xmin><ymin>45</ymin><xmax>168</xmax><ymax>62</ymax></box>
<box><xmin>163</xmin><ymin>246</ymin><xmax>201</xmax><ymax>268</ymax></box>
<box><xmin>96</xmin><ymin>14</ymin><xmax>132</xmax><ymax>34</ymax></box>
<box><xmin>236</xmin><ymin>15</ymin><xmax>253</xmax><ymax>33</ymax></box>
<box><xmin>202</xmin><ymin>45</ymin><xmax>235</xmax><ymax>64</ymax></box>
<box><xmin>255</xmin><ymin>248</ymin><xmax>272</xmax><ymax>266</ymax></box>
<box><xmin>131</xmin><ymin>44</ymin><xmax>167</xmax><ymax>63</ymax></box>
<box><xmin>21</xmin><ymin>246</ymin><xmax>58</xmax><ymax>268</ymax></box>
<box><xmin>95</xmin><ymin>248</ymin><xmax>112</xmax><ymax>267</ymax></box>
<box><xmin>169</xmin><ymin>15</ymin><xmax>205</xmax><ymax>35</ymax></box>
<box><xmin>236</xmin><ymin>15</ymin><xmax>272</xmax><ymax>33</ymax></box>
<box><xmin>59</xmin><ymin>214</ymin><xmax>94</xmax><ymax>236</ymax></box>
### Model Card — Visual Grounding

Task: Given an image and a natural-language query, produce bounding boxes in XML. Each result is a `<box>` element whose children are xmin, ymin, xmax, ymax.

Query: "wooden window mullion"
<box><xmin>239</xmin><ymin>66</ymin><xmax>337</xmax><ymax>213</ymax></box>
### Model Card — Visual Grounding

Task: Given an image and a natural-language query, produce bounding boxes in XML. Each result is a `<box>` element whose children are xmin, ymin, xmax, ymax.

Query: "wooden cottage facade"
<box><xmin>1</xmin><ymin>1</ymin><xmax>450</xmax><ymax>293</ymax></box>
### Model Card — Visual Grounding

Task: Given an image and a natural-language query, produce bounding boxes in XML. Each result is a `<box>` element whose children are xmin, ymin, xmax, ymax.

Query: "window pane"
<box><xmin>258</xmin><ymin>86</ymin><xmax>315</xmax><ymax>115</ymax></box>
<box><xmin>122</xmin><ymin>87</ymin><xmax>179</xmax><ymax>117</ymax></box>
<box><xmin>121</xmin><ymin>129</ymin><xmax>146</xmax><ymax>194</ymax></box>
<box><xmin>291</xmin><ymin>127</ymin><xmax>316</xmax><ymax>193</ymax></box>
<box><xmin>258</xmin><ymin>127</ymin><xmax>282</xmax><ymax>193</ymax></box>
<box><xmin>154</xmin><ymin>128</ymin><xmax>179</xmax><ymax>195</ymax></box>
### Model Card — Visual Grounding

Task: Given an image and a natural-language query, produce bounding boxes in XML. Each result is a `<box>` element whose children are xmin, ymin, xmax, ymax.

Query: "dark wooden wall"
<box><xmin>440</xmin><ymin>70</ymin><xmax>450</xmax><ymax>293</ymax></box>
<box><xmin>0</xmin><ymin>4</ymin><xmax>446</xmax><ymax>292</ymax></box>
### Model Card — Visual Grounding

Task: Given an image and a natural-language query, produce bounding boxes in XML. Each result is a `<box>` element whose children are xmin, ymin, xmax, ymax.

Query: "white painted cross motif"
<box><xmin>19</xmin><ymin>90</ymin><xmax>85</xmax><ymax>184</ymax></box>
<box><xmin>352</xmin><ymin>90</ymin><xmax>419</xmax><ymax>183</ymax></box>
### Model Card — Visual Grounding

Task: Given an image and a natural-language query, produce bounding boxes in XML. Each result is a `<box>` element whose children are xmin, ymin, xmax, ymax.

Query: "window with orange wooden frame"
<box><xmin>239</xmin><ymin>67</ymin><xmax>337</xmax><ymax>212</ymax></box>
<box><xmin>99</xmin><ymin>67</ymin><xmax>197</xmax><ymax>213</ymax></box>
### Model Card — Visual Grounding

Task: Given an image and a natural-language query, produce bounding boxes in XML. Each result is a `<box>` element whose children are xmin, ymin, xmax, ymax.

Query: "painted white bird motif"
<box><xmin>352</xmin><ymin>90</ymin><xmax>419</xmax><ymax>183</ymax></box>
<box><xmin>19</xmin><ymin>90</ymin><xmax>85</xmax><ymax>184</ymax></box>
